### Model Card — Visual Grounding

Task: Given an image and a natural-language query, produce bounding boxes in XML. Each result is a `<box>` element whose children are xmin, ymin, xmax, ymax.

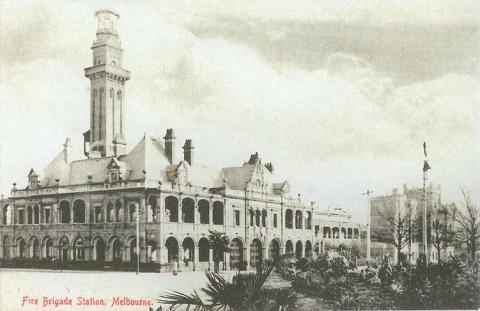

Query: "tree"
<box><xmin>208</xmin><ymin>230</ymin><xmax>230</xmax><ymax>273</ymax></box>
<box><xmin>431</xmin><ymin>206</ymin><xmax>455</xmax><ymax>262</ymax></box>
<box><xmin>158</xmin><ymin>261</ymin><xmax>295</xmax><ymax>311</ymax></box>
<box><xmin>455</xmin><ymin>188</ymin><xmax>480</xmax><ymax>261</ymax></box>
<box><xmin>376</xmin><ymin>202</ymin><xmax>417</xmax><ymax>265</ymax></box>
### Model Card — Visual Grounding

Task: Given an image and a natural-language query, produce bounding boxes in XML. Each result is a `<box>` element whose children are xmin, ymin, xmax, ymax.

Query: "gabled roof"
<box><xmin>41</xmin><ymin>148</ymin><xmax>70</xmax><ymax>187</ymax></box>
<box><xmin>222</xmin><ymin>165</ymin><xmax>254</xmax><ymax>190</ymax></box>
<box><xmin>188</xmin><ymin>164</ymin><xmax>224</xmax><ymax>188</ymax></box>
<box><xmin>121</xmin><ymin>135</ymin><xmax>171</xmax><ymax>182</ymax></box>
<box><xmin>28</xmin><ymin>168</ymin><xmax>38</xmax><ymax>178</ymax></box>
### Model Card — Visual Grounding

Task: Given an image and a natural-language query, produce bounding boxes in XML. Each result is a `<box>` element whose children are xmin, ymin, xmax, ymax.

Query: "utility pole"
<box><xmin>136</xmin><ymin>202</ymin><xmax>140</xmax><ymax>275</ymax></box>
<box><xmin>362</xmin><ymin>189</ymin><xmax>373</xmax><ymax>263</ymax></box>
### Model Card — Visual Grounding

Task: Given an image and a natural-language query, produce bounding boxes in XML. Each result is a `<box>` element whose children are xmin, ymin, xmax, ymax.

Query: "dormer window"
<box><xmin>106</xmin><ymin>158</ymin><xmax>124</xmax><ymax>183</ymax></box>
<box><xmin>27</xmin><ymin>168</ymin><xmax>39</xmax><ymax>190</ymax></box>
<box><xmin>110</xmin><ymin>172</ymin><xmax>119</xmax><ymax>182</ymax></box>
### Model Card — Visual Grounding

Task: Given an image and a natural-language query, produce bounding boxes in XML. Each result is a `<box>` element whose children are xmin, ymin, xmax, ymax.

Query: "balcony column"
<box><xmin>209</xmin><ymin>248</ymin><xmax>214</xmax><ymax>271</ymax></box>
<box><xmin>191</xmin><ymin>246</ymin><xmax>198</xmax><ymax>271</ymax></box>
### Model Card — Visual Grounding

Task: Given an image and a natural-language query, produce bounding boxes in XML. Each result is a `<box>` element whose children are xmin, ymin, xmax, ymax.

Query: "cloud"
<box><xmin>0</xmin><ymin>1</ymin><xmax>478</xmax><ymax>221</ymax></box>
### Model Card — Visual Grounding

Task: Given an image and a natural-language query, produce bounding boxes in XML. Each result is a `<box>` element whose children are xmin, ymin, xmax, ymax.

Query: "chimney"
<box><xmin>164</xmin><ymin>129</ymin><xmax>176</xmax><ymax>164</ymax></box>
<box><xmin>265</xmin><ymin>162</ymin><xmax>273</xmax><ymax>173</ymax></box>
<box><xmin>183</xmin><ymin>139</ymin><xmax>194</xmax><ymax>165</ymax></box>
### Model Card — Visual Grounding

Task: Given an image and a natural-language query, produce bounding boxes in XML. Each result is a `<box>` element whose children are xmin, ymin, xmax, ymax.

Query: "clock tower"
<box><xmin>84</xmin><ymin>10</ymin><xmax>130</xmax><ymax>158</ymax></box>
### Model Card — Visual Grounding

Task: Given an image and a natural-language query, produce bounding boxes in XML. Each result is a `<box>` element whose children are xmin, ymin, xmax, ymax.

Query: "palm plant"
<box><xmin>157</xmin><ymin>261</ymin><xmax>295</xmax><ymax>311</ymax></box>
<box><xmin>208</xmin><ymin>230</ymin><xmax>230</xmax><ymax>273</ymax></box>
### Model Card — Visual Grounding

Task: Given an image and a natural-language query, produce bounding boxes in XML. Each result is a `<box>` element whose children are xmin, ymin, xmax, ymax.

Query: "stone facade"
<box><xmin>0</xmin><ymin>10</ymin><xmax>319</xmax><ymax>271</ymax></box>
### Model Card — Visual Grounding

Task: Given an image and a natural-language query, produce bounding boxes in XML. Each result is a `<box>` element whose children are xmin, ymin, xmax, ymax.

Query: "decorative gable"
<box><xmin>106</xmin><ymin>158</ymin><xmax>125</xmax><ymax>182</ymax></box>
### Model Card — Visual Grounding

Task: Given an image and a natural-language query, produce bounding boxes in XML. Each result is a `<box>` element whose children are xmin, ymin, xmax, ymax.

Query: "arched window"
<box><xmin>3</xmin><ymin>236</ymin><xmax>11</xmax><ymax>259</ymax></box>
<box><xmin>107</xmin><ymin>203</ymin><xmax>114</xmax><ymax>222</ymax></box>
<box><xmin>295</xmin><ymin>241</ymin><xmax>303</xmax><ymax>259</ymax></box>
<box><xmin>182</xmin><ymin>238</ymin><xmax>194</xmax><ymax>263</ymax></box>
<box><xmin>354</xmin><ymin>228</ymin><xmax>359</xmax><ymax>239</ymax></box>
<box><xmin>94</xmin><ymin>238</ymin><xmax>106</xmax><ymax>262</ymax></box>
<box><xmin>198</xmin><ymin>200</ymin><xmax>209</xmax><ymax>224</ymax></box>
<box><xmin>3</xmin><ymin>204</ymin><xmax>11</xmax><ymax>225</ymax></box>
<box><xmin>148</xmin><ymin>196</ymin><xmax>157</xmax><ymax>222</ymax></box>
<box><xmin>165</xmin><ymin>196</ymin><xmax>178</xmax><ymax>222</ymax></box>
<box><xmin>213</xmin><ymin>201</ymin><xmax>224</xmax><ymax>225</ymax></box>
<box><xmin>261</xmin><ymin>210</ymin><xmax>267</xmax><ymax>227</ymax></box>
<box><xmin>33</xmin><ymin>205</ymin><xmax>39</xmax><ymax>224</ymax></box>
<box><xmin>18</xmin><ymin>237</ymin><xmax>26</xmax><ymax>258</ymax></box>
<box><xmin>73</xmin><ymin>200</ymin><xmax>86</xmax><ymax>223</ymax></box>
<box><xmin>44</xmin><ymin>237</ymin><xmax>53</xmax><ymax>258</ymax></box>
<box><xmin>182</xmin><ymin>198</ymin><xmax>195</xmax><ymax>223</ymax></box>
<box><xmin>59</xmin><ymin>201</ymin><xmax>71</xmax><ymax>224</ymax></box>
<box><xmin>112</xmin><ymin>238</ymin><xmax>122</xmax><ymax>262</ymax></box>
<box><xmin>341</xmin><ymin>228</ymin><xmax>347</xmax><ymax>239</ymax></box>
<box><xmin>249</xmin><ymin>239</ymin><xmax>263</xmax><ymax>268</ymax></box>
<box><xmin>229</xmin><ymin>238</ymin><xmax>243</xmax><ymax>270</ymax></box>
<box><xmin>268</xmin><ymin>239</ymin><xmax>280</xmax><ymax>260</ymax></box>
<box><xmin>59</xmin><ymin>236</ymin><xmax>69</xmax><ymax>262</ymax></box>
<box><xmin>74</xmin><ymin>237</ymin><xmax>85</xmax><ymax>261</ymax></box>
<box><xmin>306</xmin><ymin>211</ymin><xmax>312</xmax><ymax>229</ymax></box>
<box><xmin>250</xmin><ymin>210</ymin><xmax>254</xmax><ymax>226</ymax></box>
<box><xmin>129</xmin><ymin>239</ymin><xmax>137</xmax><ymax>263</ymax></box>
<box><xmin>332</xmin><ymin>227</ymin><xmax>339</xmax><ymax>239</ymax></box>
<box><xmin>198</xmin><ymin>238</ymin><xmax>210</xmax><ymax>262</ymax></box>
<box><xmin>285</xmin><ymin>240</ymin><xmax>293</xmax><ymax>255</ymax></box>
<box><xmin>91</xmin><ymin>89</ymin><xmax>97</xmax><ymax>141</ymax></box>
<box><xmin>99</xmin><ymin>88</ymin><xmax>104</xmax><ymax>140</ymax></box>
<box><xmin>285</xmin><ymin>209</ymin><xmax>293</xmax><ymax>229</ymax></box>
<box><xmin>31</xmin><ymin>238</ymin><xmax>40</xmax><ymax>258</ymax></box>
<box><xmin>295</xmin><ymin>211</ymin><xmax>303</xmax><ymax>229</ymax></box>
<box><xmin>165</xmin><ymin>237</ymin><xmax>178</xmax><ymax>263</ymax></box>
<box><xmin>305</xmin><ymin>241</ymin><xmax>312</xmax><ymax>257</ymax></box>
<box><xmin>255</xmin><ymin>210</ymin><xmax>260</xmax><ymax>227</ymax></box>
<box><xmin>115</xmin><ymin>201</ymin><xmax>123</xmax><ymax>222</ymax></box>
<box><xmin>27</xmin><ymin>206</ymin><xmax>33</xmax><ymax>224</ymax></box>
<box><xmin>129</xmin><ymin>203</ymin><xmax>137</xmax><ymax>222</ymax></box>
<box><xmin>323</xmin><ymin>227</ymin><xmax>331</xmax><ymax>238</ymax></box>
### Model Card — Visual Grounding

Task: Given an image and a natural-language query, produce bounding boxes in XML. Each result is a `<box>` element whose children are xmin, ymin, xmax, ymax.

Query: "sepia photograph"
<box><xmin>0</xmin><ymin>1</ymin><xmax>479</xmax><ymax>310</ymax></box>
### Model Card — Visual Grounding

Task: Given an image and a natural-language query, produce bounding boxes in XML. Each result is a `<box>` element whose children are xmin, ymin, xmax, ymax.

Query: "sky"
<box><xmin>1</xmin><ymin>0</ymin><xmax>479</xmax><ymax>222</ymax></box>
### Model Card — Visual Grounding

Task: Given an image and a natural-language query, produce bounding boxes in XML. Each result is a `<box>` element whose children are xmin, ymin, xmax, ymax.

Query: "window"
<box><xmin>107</xmin><ymin>203</ymin><xmax>114</xmax><ymax>222</ymax></box>
<box><xmin>95</xmin><ymin>205</ymin><xmax>103</xmax><ymax>222</ymax></box>
<box><xmin>250</xmin><ymin>211</ymin><xmax>254</xmax><ymax>226</ymax></box>
<box><xmin>129</xmin><ymin>204</ymin><xmax>137</xmax><ymax>222</ymax></box>
<box><xmin>74</xmin><ymin>238</ymin><xmax>85</xmax><ymax>261</ymax></box>
<box><xmin>18</xmin><ymin>209</ymin><xmax>25</xmax><ymax>224</ymax></box>
<box><xmin>44</xmin><ymin>207</ymin><xmax>51</xmax><ymax>224</ymax></box>
<box><xmin>235</xmin><ymin>210</ymin><xmax>240</xmax><ymax>226</ymax></box>
<box><xmin>273</xmin><ymin>214</ymin><xmax>278</xmax><ymax>228</ymax></box>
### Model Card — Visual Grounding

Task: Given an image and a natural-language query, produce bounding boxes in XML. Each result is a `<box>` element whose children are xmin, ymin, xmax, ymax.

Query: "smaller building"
<box><xmin>314</xmin><ymin>207</ymin><xmax>365</xmax><ymax>256</ymax></box>
<box><xmin>370</xmin><ymin>183</ymin><xmax>456</xmax><ymax>264</ymax></box>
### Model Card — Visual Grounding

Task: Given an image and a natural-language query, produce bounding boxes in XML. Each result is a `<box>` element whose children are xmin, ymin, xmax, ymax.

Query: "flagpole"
<box><xmin>362</xmin><ymin>189</ymin><xmax>373</xmax><ymax>263</ymax></box>
<box><xmin>422</xmin><ymin>142</ymin><xmax>429</xmax><ymax>264</ymax></box>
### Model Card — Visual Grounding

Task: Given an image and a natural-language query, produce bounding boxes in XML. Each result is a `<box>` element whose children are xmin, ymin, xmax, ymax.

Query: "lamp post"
<box><xmin>136</xmin><ymin>202</ymin><xmax>140</xmax><ymax>275</ymax></box>
<box><xmin>362</xmin><ymin>189</ymin><xmax>373</xmax><ymax>263</ymax></box>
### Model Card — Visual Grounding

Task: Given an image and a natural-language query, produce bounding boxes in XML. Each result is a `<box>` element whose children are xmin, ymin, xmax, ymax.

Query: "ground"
<box><xmin>0</xmin><ymin>269</ymin><xmax>334</xmax><ymax>311</ymax></box>
<box><xmin>0</xmin><ymin>269</ymin><xmax>230</xmax><ymax>311</ymax></box>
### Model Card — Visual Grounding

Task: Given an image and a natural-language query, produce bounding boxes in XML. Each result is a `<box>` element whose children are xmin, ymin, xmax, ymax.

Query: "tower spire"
<box><xmin>84</xmin><ymin>9</ymin><xmax>130</xmax><ymax>158</ymax></box>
